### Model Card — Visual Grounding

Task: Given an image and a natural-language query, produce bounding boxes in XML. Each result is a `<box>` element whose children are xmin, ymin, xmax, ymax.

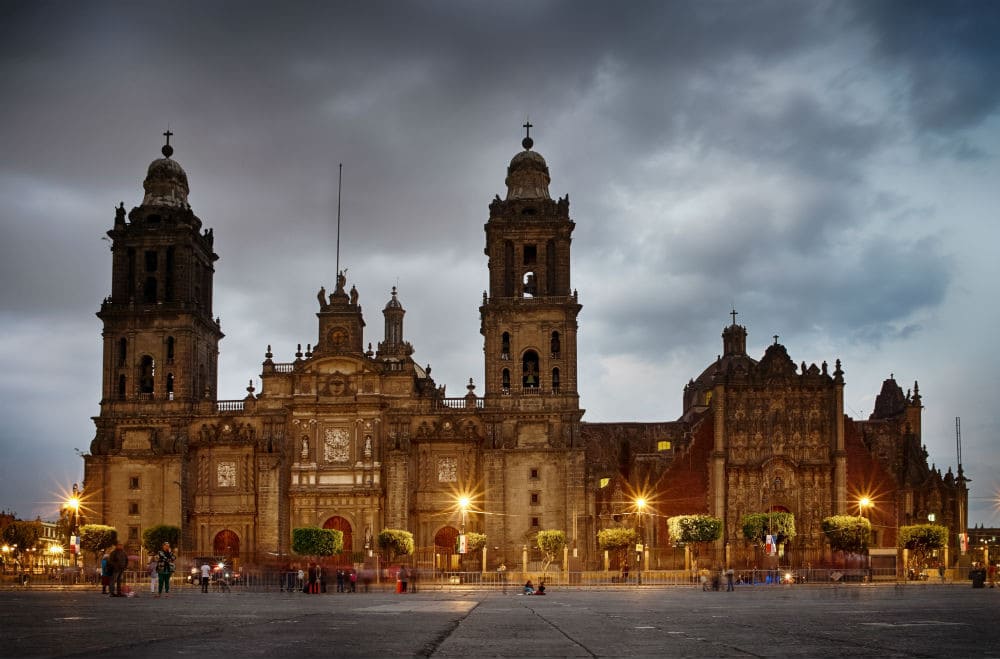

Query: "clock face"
<box><xmin>330</xmin><ymin>328</ymin><xmax>347</xmax><ymax>347</ymax></box>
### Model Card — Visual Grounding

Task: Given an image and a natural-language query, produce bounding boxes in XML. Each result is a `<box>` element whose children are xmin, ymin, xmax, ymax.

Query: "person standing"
<box><xmin>399</xmin><ymin>565</ymin><xmax>409</xmax><ymax>593</ymax></box>
<box><xmin>726</xmin><ymin>567</ymin><xmax>735</xmax><ymax>592</ymax></box>
<box><xmin>147</xmin><ymin>557</ymin><xmax>158</xmax><ymax>594</ymax></box>
<box><xmin>200</xmin><ymin>562</ymin><xmax>211</xmax><ymax>593</ymax></box>
<box><xmin>108</xmin><ymin>542</ymin><xmax>129</xmax><ymax>597</ymax></box>
<box><xmin>100</xmin><ymin>553</ymin><xmax>110</xmax><ymax>594</ymax></box>
<box><xmin>155</xmin><ymin>542</ymin><xmax>176</xmax><ymax>597</ymax></box>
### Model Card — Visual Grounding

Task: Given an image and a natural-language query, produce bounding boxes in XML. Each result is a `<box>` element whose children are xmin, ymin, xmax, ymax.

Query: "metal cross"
<box><xmin>523</xmin><ymin>119</ymin><xmax>532</xmax><ymax>140</ymax></box>
<box><xmin>773</xmin><ymin>334</ymin><xmax>779</xmax><ymax>345</ymax></box>
<box><xmin>730</xmin><ymin>308</ymin><xmax>738</xmax><ymax>325</ymax></box>
<box><xmin>163</xmin><ymin>128</ymin><xmax>173</xmax><ymax>145</ymax></box>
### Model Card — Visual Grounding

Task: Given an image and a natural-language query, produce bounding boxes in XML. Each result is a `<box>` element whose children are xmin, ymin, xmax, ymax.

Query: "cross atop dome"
<box><xmin>162</xmin><ymin>128</ymin><xmax>174</xmax><ymax>158</ymax></box>
<box><xmin>522</xmin><ymin>118</ymin><xmax>534</xmax><ymax>150</ymax></box>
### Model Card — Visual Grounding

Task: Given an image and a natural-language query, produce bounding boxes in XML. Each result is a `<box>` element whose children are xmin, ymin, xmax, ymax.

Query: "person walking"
<box><xmin>147</xmin><ymin>557</ymin><xmax>158</xmax><ymax>594</ymax></box>
<box><xmin>201</xmin><ymin>562</ymin><xmax>211</xmax><ymax>593</ymax></box>
<box><xmin>100</xmin><ymin>554</ymin><xmax>110</xmax><ymax>594</ymax></box>
<box><xmin>155</xmin><ymin>542</ymin><xmax>176</xmax><ymax>597</ymax></box>
<box><xmin>108</xmin><ymin>542</ymin><xmax>129</xmax><ymax>597</ymax></box>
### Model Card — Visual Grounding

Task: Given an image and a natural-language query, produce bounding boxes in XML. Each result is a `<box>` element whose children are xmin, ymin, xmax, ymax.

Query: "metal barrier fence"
<box><xmin>1</xmin><ymin>567</ymin><xmax>981</xmax><ymax>590</ymax></box>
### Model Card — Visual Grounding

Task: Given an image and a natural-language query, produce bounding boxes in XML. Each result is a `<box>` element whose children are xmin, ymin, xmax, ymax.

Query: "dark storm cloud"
<box><xmin>0</xmin><ymin>1</ymin><xmax>996</xmax><ymax>522</ymax></box>
<box><xmin>858</xmin><ymin>0</ymin><xmax>1000</xmax><ymax>135</ymax></box>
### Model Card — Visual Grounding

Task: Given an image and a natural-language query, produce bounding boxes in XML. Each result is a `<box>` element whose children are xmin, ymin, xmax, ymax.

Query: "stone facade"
<box><xmin>83</xmin><ymin>132</ymin><xmax>967</xmax><ymax>570</ymax></box>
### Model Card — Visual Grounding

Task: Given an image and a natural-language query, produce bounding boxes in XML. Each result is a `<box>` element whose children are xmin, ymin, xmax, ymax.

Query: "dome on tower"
<box><xmin>505</xmin><ymin>143</ymin><xmax>551</xmax><ymax>200</ymax></box>
<box><xmin>384</xmin><ymin>286</ymin><xmax>404</xmax><ymax>310</ymax></box>
<box><xmin>141</xmin><ymin>142</ymin><xmax>190</xmax><ymax>209</ymax></box>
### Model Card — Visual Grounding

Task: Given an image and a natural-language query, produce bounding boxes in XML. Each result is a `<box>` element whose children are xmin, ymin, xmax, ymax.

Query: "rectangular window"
<box><xmin>128</xmin><ymin>501</ymin><xmax>139</xmax><ymax>515</ymax></box>
<box><xmin>145</xmin><ymin>250</ymin><xmax>158</xmax><ymax>272</ymax></box>
<box><xmin>530</xmin><ymin>468</ymin><xmax>539</xmax><ymax>479</ymax></box>
<box><xmin>128</xmin><ymin>526</ymin><xmax>139</xmax><ymax>540</ymax></box>
<box><xmin>523</xmin><ymin>244</ymin><xmax>537</xmax><ymax>265</ymax></box>
<box><xmin>530</xmin><ymin>492</ymin><xmax>540</xmax><ymax>505</ymax></box>
<box><xmin>531</xmin><ymin>517</ymin><xmax>540</xmax><ymax>527</ymax></box>
<box><xmin>657</xmin><ymin>440</ymin><xmax>672</xmax><ymax>452</ymax></box>
<box><xmin>128</xmin><ymin>476</ymin><xmax>140</xmax><ymax>490</ymax></box>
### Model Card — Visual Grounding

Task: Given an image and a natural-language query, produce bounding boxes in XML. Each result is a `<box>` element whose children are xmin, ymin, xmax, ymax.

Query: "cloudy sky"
<box><xmin>2</xmin><ymin>0</ymin><xmax>998</xmax><ymax>527</ymax></box>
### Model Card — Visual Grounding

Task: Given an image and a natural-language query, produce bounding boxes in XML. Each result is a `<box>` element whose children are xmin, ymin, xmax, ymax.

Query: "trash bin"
<box><xmin>971</xmin><ymin>568</ymin><xmax>986</xmax><ymax>588</ymax></box>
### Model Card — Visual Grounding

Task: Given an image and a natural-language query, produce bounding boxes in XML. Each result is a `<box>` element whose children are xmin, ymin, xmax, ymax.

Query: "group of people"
<box><xmin>522</xmin><ymin>579</ymin><xmax>546</xmax><ymax>595</ymax></box>
<box><xmin>100</xmin><ymin>541</ymin><xmax>176</xmax><ymax>598</ymax></box>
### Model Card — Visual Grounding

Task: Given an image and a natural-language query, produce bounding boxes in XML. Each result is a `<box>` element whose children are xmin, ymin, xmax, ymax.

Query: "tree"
<box><xmin>79</xmin><ymin>524</ymin><xmax>118</xmax><ymax>564</ymax></box>
<box><xmin>536</xmin><ymin>530</ymin><xmax>567</xmax><ymax>577</ymax></box>
<box><xmin>598</xmin><ymin>527</ymin><xmax>639</xmax><ymax>571</ymax></box>
<box><xmin>667</xmin><ymin>515</ymin><xmax>722</xmax><ymax>568</ymax></box>
<box><xmin>821</xmin><ymin>516</ymin><xmax>871</xmax><ymax>558</ymax></box>
<box><xmin>742</xmin><ymin>512</ymin><xmax>795</xmax><ymax>546</ymax></box>
<box><xmin>1</xmin><ymin>520</ymin><xmax>42</xmax><ymax>567</ymax></box>
<box><xmin>141</xmin><ymin>525</ymin><xmax>181</xmax><ymax>555</ymax></box>
<box><xmin>377</xmin><ymin>529</ymin><xmax>414</xmax><ymax>565</ymax></box>
<box><xmin>465</xmin><ymin>532</ymin><xmax>487</xmax><ymax>555</ymax></box>
<box><xmin>898</xmin><ymin>524</ymin><xmax>948</xmax><ymax>572</ymax></box>
<box><xmin>292</xmin><ymin>527</ymin><xmax>343</xmax><ymax>558</ymax></box>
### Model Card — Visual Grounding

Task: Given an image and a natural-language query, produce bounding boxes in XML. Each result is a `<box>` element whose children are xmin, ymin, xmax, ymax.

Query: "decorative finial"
<box><xmin>773</xmin><ymin>334</ymin><xmax>779</xmax><ymax>345</ymax></box>
<box><xmin>522</xmin><ymin>118</ymin><xmax>534</xmax><ymax>150</ymax></box>
<box><xmin>162</xmin><ymin>128</ymin><xmax>174</xmax><ymax>158</ymax></box>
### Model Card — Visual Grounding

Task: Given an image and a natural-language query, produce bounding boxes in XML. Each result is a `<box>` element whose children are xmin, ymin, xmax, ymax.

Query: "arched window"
<box><xmin>501</xmin><ymin>368</ymin><xmax>510</xmax><ymax>391</ymax></box>
<box><xmin>522</xmin><ymin>271</ymin><xmax>536</xmax><ymax>297</ymax></box>
<box><xmin>552</xmin><ymin>367</ymin><xmax>560</xmax><ymax>392</ymax></box>
<box><xmin>550</xmin><ymin>331</ymin><xmax>560</xmax><ymax>358</ymax></box>
<box><xmin>117</xmin><ymin>375</ymin><xmax>127</xmax><ymax>400</ymax></box>
<box><xmin>166</xmin><ymin>336</ymin><xmax>175</xmax><ymax>362</ymax></box>
<box><xmin>139</xmin><ymin>356</ymin><xmax>155</xmax><ymax>395</ymax></box>
<box><xmin>501</xmin><ymin>332</ymin><xmax>510</xmax><ymax>360</ymax></box>
<box><xmin>118</xmin><ymin>337</ymin><xmax>127</xmax><ymax>366</ymax></box>
<box><xmin>522</xmin><ymin>350</ymin><xmax>539</xmax><ymax>388</ymax></box>
<box><xmin>143</xmin><ymin>276</ymin><xmax>157</xmax><ymax>303</ymax></box>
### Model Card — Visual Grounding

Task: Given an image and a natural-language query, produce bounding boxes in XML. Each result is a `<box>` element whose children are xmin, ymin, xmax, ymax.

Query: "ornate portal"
<box><xmin>438</xmin><ymin>457</ymin><xmax>457</xmax><ymax>482</ymax></box>
<box><xmin>217</xmin><ymin>461</ymin><xmax>236</xmax><ymax>488</ymax></box>
<box><xmin>324</xmin><ymin>427</ymin><xmax>350</xmax><ymax>462</ymax></box>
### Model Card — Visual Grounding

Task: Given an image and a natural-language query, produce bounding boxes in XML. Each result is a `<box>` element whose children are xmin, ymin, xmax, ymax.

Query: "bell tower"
<box><xmin>480</xmin><ymin>125</ymin><xmax>582</xmax><ymax>407</ymax></box>
<box><xmin>97</xmin><ymin>133</ymin><xmax>223</xmax><ymax>407</ymax></box>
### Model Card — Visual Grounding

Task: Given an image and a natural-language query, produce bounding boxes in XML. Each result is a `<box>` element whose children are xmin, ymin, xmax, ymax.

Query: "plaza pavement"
<box><xmin>0</xmin><ymin>582</ymin><xmax>997</xmax><ymax>658</ymax></box>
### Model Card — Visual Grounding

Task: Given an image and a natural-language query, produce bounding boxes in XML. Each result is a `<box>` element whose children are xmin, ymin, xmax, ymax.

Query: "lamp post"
<box><xmin>858</xmin><ymin>497</ymin><xmax>874</xmax><ymax>576</ymax></box>
<box><xmin>635</xmin><ymin>498</ymin><xmax>647</xmax><ymax>584</ymax></box>
<box><xmin>457</xmin><ymin>496</ymin><xmax>470</xmax><ymax>569</ymax></box>
<box><xmin>65</xmin><ymin>485</ymin><xmax>81</xmax><ymax>572</ymax></box>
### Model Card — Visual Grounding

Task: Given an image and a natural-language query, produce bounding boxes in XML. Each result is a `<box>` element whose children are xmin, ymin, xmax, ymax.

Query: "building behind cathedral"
<box><xmin>82</xmin><ymin>131</ymin><xmax>967</xmax><ymax>572</ymax></box>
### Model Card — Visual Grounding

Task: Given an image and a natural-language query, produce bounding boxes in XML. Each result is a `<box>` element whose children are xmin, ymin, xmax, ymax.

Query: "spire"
<box><xmin>721</xmin><ymin>309</ymin><xmax>747</xmax><ymax>356</ymax></box>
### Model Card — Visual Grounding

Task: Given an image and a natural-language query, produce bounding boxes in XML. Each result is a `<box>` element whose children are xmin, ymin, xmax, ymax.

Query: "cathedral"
<box><xmin>82</xmin><ymin>129</ymin><xmax>967</xmax><ymax>572</ymax></box>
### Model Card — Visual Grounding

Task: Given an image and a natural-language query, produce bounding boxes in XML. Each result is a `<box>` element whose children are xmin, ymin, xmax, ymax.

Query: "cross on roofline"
<box><xmin>730</xmin><ymin>308</ymin><xmax>738</xmax><ymax>325</ymax></box>
<box><xmin>523</xmin><ymin>119</ymin><xmax>532</xmax><ymax>140</ymax></box>
<box><xmin>163</xmin><ymin>128</ymin><xmax>173</xmax><ymax>146</ymax></box>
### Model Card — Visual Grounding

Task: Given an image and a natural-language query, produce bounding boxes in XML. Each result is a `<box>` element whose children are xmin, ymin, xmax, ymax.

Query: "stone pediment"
<box><xmin>302</xmin><ymin>356</ymin><xmax>368</xmax><ymax>376</ymax></box>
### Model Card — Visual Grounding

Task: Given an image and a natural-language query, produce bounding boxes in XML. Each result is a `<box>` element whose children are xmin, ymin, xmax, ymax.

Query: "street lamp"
<box><xmin>65</xmin><ymin>486</ymin><xmax>82</xmax><ymax>571</ymax></box>
<box><xmin>635</xmin><ymin>498</ymin><xmax>648</xmax><ymax>584</ymax></box>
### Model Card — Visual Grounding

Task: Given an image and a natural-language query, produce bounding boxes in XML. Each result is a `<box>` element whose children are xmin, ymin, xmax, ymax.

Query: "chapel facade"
<box><xmin>82</xmin><ymin>130</ymin><xmax>967</xmax><ymax>571</ymax></box>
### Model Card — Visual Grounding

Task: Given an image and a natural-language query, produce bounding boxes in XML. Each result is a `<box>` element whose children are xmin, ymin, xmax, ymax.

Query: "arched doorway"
<box><xmin>213</xmin><ymin>530</ymin><xmax>240</xmax><ymax>559</ymax></box>
<box><xmin>323</xmin><ymin>516</ymin><xmax>353</xmax><ymax>561</ymax></box>
<box><xmin>434</xmin><ymin>526</ymin><xmax>460</xmax><ymax>570</ymax></box>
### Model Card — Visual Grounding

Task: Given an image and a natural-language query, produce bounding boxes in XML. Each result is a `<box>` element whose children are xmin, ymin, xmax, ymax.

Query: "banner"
<box><xmin>456</xmin><ymin>533</ymin><xmax>467</xmax><ymax>554</ymax></box>
<box><xmin>765</xmin><ymin>534</ymin><xmax>775</xmax><ymax>555</ymax></box>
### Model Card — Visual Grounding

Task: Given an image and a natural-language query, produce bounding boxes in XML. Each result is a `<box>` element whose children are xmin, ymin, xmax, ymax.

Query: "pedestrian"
<box><xmin>336</xmin><ymin>568</ymin><xmax>344</xmax><ymax>593</ymax></box>
<box><xmin>108</xmin><ymin>542</ymin><xmax>129</xmax><ymax>597</ymax></box>
<box><xmin>307</xmin><ymin>563</ymin><xmax>318</xmax><ymax>594</ymax></box>
<box><xmin>155</xmin><ymin>541</ymin><xmax>176</xmax><ymax>597</ymax></box>
<box><xmin>726</xmin><ymin>567</ymin><xmax>735</xmax><ymax>591</ymax></box>
<box><xmin>319</xmin><ymin>564</ymin><xmax>326</xmax><ymax>593</ymax></box>
<box><xmin>100</xmin><ymin>553</ymin><xmax>110</xmax><ymax>594</ymax></box>
<box><xmin>399</xmin><ymin>565</ymin><xmax>409</xmax><ymax>593</ymax></box>
<box><xmin>497</xmin><ymin>563</ymin><xmax>507</xmax><ymax>593</ymax></box>
<box><xmin>349</xmin><ymin>569</ymin><xmax>357</xmax><ymax>592</ymax></box>
<box><xmin>201</xmin><ymin>561</ymin><xmax>211</xmax><ymax>593</ymax></box>
<box><xmin>147</xmin><ymin>557</ymin><xmax>158</xmax><ymax>594</ymax></box>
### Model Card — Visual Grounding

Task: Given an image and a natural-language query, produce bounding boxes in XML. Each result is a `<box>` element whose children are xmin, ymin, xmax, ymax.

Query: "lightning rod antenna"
<box><xmin>336</xmin><ymin>163</ymin><xmax>343</xmax><ymax>278</ymax></box>
<box><xmin>955</xmin><ymin>416</ymin><xmax>962</xmax><ymax>471</ymax></box>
